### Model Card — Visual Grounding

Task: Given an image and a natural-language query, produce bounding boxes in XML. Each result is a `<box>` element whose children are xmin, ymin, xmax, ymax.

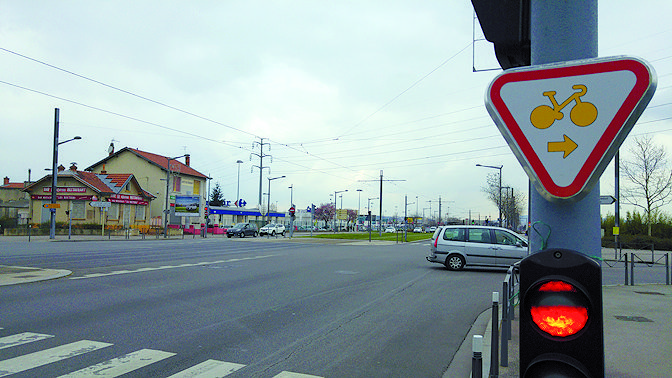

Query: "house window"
<box><xmin>173</xmin><ymin>177</ymin><xmax>181</xmax><ymax>192</ymax></box>
<box><xmin>135</xmin><ymin>205</ymin><xmax>146</xmax><ymax>221</ymax></box>
<box><xmin>71</xmin><ymin>201</ymin><xmax>86</xmax><ymax>220</ymax></box>
<box><xmin>193</xmin><ymin>180</ymin><xmax>200</xmax><ymax>196</ymax></box>
<box><xmin>108</xmin><ymin>203</ymin><xmax>119</xmax><ymax>220</ymax></box>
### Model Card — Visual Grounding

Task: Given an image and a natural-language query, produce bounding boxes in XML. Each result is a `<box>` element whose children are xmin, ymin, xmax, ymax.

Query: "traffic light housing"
<box><xmin>519</xmin><ymin>248</ymin><xmax>604</xmax><ymax>377</ymax></box>
<box><xmin>471</xmin><ymin>0</ymin><xmax>530</xmax><ymax>70</ymax></box>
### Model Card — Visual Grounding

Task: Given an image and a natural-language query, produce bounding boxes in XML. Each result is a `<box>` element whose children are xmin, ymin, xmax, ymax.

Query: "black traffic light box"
<box><xmin>471</xmin><ymin>0</ymin><xmax>530</xmax><ymax>70</ymax></box>
<box><xmin>519</xmin><ymin>248</ymin><xmax>604</xmax><ymax>377</ymax></box>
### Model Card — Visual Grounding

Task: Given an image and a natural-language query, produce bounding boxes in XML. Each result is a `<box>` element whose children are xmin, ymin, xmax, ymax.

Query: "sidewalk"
<box><xmin>0</xmin><ymin>265</ymin><xmax>71</xmax><ymax>286</ymax></box>
<box><xmin>448</xmin><ymin>283</ymin><xmax>672</xmax><ymax>377</ymax></box>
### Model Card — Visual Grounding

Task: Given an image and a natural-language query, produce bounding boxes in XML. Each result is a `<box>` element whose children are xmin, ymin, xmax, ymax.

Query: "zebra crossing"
<box><xmin>0</xmin><ymin>329</ymin><xmax>323</xmax><ymax>378</ymax></box>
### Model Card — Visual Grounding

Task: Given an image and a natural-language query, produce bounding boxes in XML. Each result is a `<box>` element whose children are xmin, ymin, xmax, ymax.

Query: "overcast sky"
<box><xmin>1</xmin><ymin>1</ymin><xmax>671</xmax><ymax>222</ymax></box>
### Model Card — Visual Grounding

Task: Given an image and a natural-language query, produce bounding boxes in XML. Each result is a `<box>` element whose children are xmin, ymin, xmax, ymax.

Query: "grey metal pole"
<box><xmin>50</xmin><ymin>108</ymin><xmax>59</xmax><ymax>239</ymax></box>
<box><xmin>529</xmin><ymin>0</ymin><xmax>600</xmax><ymax>257</ymax></box>
<box><xmin>615</xmin><ymin>151</ymin><xmax>620</xmax><ymax>258</ymax></box>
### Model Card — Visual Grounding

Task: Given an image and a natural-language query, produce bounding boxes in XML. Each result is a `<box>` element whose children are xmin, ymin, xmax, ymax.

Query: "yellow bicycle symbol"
<box><xmin>530</xmin><ymin>84</ymin><xmax>598</xmax><ymax>129</ymax></box>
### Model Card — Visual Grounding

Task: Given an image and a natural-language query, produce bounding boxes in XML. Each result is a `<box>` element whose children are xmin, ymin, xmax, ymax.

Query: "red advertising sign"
<box><xmin>32</xmin><ymin>195</ymin><xmax>98</xmax><ymax>200</ymax></box>
<box><xmin>43</xmin><ymin>187</ymin><xmax>87</xmax><ymax>193</ymax></box>
<box><xmin>108</xmin><ymin>194</ymin><xmax>148</xmax><ymax>205</ymax></box>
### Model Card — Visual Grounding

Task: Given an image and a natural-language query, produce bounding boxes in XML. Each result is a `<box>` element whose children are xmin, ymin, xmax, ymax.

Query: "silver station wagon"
<box><xmin>427</xmin><ymin>225</ymin><xmax>528</xmax><ymax>270</ymax></box>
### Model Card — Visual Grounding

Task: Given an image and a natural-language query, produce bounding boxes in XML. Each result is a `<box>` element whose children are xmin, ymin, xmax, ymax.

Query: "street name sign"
<box><xmin>486</xmin><ymin>56</ymin><xmax>656</xmax><ymax>201</ymax></box>
<box><xmin>43</xmin><ymin>203</ymin><xmax>60</xmax><ymax>209</ymax></box>
<box><xmin>89</xmin><ymin>201</ymin><xmax>112</xmax><ymax>208</ymax></box>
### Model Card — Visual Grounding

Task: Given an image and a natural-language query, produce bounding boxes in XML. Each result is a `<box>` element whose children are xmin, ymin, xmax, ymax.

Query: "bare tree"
<box><xmin>621</xmin><ymin>135</ymin><xmax>672</xmax><ymax>236</ymax></box>
<box><xmin>481</xmin><ymin>173</ymin><xmax>526</xmax><ymax>229</ymax></box>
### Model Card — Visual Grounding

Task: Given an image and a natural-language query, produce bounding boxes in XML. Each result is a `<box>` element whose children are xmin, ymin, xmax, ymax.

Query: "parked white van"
<box><xmin>427</xmin><ymin>225</ymin><xmax>528</xmax><ymax>270</ymax></box>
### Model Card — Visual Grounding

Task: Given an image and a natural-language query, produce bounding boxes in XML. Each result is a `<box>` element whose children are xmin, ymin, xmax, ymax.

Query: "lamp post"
<box><xmin>356</xmin><ymin>189</ymin><xmax>363</xmax><ymax>229</ymax></box>
<box><xmin>333</xmin><ymin>189</ymin><xmax>347</xmax><ymax>232</ymax></box>
<box><xmin>266</xmin><ymin>175</ymin><xmax>286</xmax><ymax>223</ymax></box>
<box><xmin>49</xmin><ymin>108</ymin><xmax>81</xmax><ymax>239</ymax></box>
<box><xmin>236</xmin><ymin>160</ymin><xmax>243</xmax><ymax>205</ymax></box>
<box><xmin>476</xmin><ymin>163</ymin><xmax>503</xmax><ymax>227</ymax></box>
<box><xmin>164</xmin><ymin>154</ymin><xmax>190</xmax><ymax>238</ymax></box>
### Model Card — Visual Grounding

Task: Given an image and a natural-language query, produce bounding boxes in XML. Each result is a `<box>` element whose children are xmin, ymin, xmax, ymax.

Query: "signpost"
<box><xmin>43</xmin><ymin>203</ymin><xmax>60</xmax><ymax>209</ymax></box>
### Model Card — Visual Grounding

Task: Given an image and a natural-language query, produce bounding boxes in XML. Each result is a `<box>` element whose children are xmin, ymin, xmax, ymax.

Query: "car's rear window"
<box><xmin>442</xmin><ymin>227</ymin><xmax>465</xmax><ymax>241</ymax></box>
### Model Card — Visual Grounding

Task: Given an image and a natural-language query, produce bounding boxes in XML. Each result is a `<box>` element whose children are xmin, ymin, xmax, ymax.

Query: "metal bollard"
<box><xmin>490</xmin><ymin>292</ymin><xmax>499</xmax><ymax>377</ymax></box>
<box><xmin>630</xmin><ymin>256</ymin><xmax>635</xmax><ymax>286</ymax></box>
<box><xmin>501</xmin><ymin>282</ymin><xmax>508</xmax><ymax>368</ymax></box>
<box><xmin>667</xmin><ymin>253</ymin><xmax>670</xmax><ymax>285</ymax></box>
<box><xmin>472</xmin><ymin>334</ymin><xmax>483</xmax><ymax>378</ymax></box>
<box><xmin>624</xmin><ymin>253</ymin><xmax>629</xmax><ymax>285</ymax></box>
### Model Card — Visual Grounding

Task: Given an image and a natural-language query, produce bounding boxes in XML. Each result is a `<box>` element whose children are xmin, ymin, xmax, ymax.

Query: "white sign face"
<box><xmin>486</xmin><ymin>56</ymin><xmax>656</xmax><ymax>201</ymax></box>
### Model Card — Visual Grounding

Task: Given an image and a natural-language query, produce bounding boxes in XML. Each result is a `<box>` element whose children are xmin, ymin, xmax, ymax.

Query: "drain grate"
<box><xmin>614</xmin><ymin>315</ymin><xmax>653</xmax><ymax>322</ymax></box>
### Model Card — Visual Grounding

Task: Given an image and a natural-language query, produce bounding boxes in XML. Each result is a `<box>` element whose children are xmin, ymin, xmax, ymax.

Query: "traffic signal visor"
<box><xmin>529</xmin><ymin>280</ymin><xmax>589</xmax><ymax>338</ymax></box>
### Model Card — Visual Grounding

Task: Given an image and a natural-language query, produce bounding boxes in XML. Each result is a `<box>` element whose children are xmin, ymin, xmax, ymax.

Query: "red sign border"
<box><xmin>488</xmin><ymin>57</ymin><xmax>655</xmax><ymax>199</ymax></box>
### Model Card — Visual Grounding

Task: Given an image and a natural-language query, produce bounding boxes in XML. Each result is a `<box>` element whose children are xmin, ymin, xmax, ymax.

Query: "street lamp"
<box><xmin>49</xmin><ymin>108</ymin><xmax>82</xmax><ymax>239</ymax></box>
<box><xmin>164</xmin><ymin>154</ymin><xmax>190</xmax><ymax>238</ymax></box>
<box><xmin>333</xmin><ymin>189</ymin><xmax>347</xmax><ymax>232</ymax></box>
<box><xmin>236</xmin><ymin>160</ymin><xmax>243</xmax><ymax>205</ymax></box>
<box><xmin>476</xmin><ymin>163</ymin><xmax>503</xmax><ymax>227</ymax></box>
<box><xmin>267</xmin><ymin>175</ymin><xmax>286</xmax><ymax>223</ymax></box>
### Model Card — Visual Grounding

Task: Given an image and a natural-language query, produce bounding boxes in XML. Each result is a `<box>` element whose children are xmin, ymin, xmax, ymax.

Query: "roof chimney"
<box><xmin>57</xmin><ymin>164</ymin><xmax>66</xmax><ymax>172</ymax></box>
<box><xmin>3</xmin><ymin>177</ymin><xmax>9</xmax><ymax>186</ymax></box>
<box><xmin>100</xmin><ymin>163</ymin><xmax>107</xmax><ymax>174</ymax></box>
<box><xmin>70</xmin><ymin>163</ymin><xmax>78</xmax><ymax>171</ymax></box>
<box><xmin>185</xmin><ymin>155</ymin><xmax>191</xmax><ymax>166</ymax></box>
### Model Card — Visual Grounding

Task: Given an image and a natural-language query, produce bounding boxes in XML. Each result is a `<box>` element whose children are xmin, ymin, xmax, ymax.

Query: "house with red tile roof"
<box><xmin>22</xmin><ymin>164</ymin><xmax>155</xmax><ymax>230</ymax></box>
<box><xmin>84</xmin><ymin>146</ymin><xmax>209</xmax><ymax>229</ymax></box>
<box><xmin>0</xmin><ymin>177</ymin><xmax>30</xmax><ymax>221</ymax></box>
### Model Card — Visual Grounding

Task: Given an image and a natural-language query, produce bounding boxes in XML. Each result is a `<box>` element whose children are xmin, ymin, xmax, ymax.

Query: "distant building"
<box><xmin>23</xmin><ymin>164</ymin><xmax>155</xmax><ymax>228</ymax></box>
<box><xmin>0</xmin><ymin>177</ymin><xmax>29</xmax><ymax>223</ymax></box>
<box><xmin>85</xmin><ymin>147</ymin><xmax>209</xmax><ymax>228</ymax></box>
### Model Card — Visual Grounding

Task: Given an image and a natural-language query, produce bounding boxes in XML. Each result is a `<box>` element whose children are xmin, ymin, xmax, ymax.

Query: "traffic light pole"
<box><xmin>528</xmin><ymin>1</ymin><xmax>601</xmax><ymax>258</ymax></box>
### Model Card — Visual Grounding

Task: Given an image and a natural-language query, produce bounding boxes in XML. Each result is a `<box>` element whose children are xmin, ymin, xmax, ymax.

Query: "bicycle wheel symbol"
<box><xmin>530</xmin><ymin>84</ymin><xmax>597</xmax><ymax>129</ymax></box>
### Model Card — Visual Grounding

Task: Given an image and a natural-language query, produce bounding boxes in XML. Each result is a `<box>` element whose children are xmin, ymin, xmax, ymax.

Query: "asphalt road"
<box><xmin>0</xmin><ymin>238</ymin><xmax>508</xmax><ymax>378</ymax></box>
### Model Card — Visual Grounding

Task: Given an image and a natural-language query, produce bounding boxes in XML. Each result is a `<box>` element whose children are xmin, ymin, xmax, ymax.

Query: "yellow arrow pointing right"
<box><xmin>548</xmin><ymin>134</ymin><xmax>578</xmax><ymax>158</ymax></box>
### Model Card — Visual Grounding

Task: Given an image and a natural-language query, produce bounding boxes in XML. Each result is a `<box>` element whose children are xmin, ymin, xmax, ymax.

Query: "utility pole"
<box><xmin>529</xmin><ymin>1</ymin><xmax>600</xmax><ymax>255</ymax></box>
<box><xmin>359</xmin><ymin>170</ymin><xmax>404</xmax><ymax>236</ymax></box>
<box><xmin>251</xmin><ymin>138</ymin><xmax>271</xmax><ymax>208</ymax></box>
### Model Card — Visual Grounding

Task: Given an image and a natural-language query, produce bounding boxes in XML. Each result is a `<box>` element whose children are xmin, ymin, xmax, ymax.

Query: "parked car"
<box><xmin>427</xmin><ymin>225</ymin><xmax>528</xmax><ymax>270</ymax></box>
<box><xmin>429</xmin><ymin>226</ymin><xmax>437</xmax><ymax>233</ymax></box>
<box><xmin>384</xmin><ymin>226</ymin><xmax>396</xmax><ymax>233</ymax></box>
<box><xmin>259</xmin><ymin>223</ymin><xmax>286</xmax><ymax>236</ymax></box>
<box><xmin>226</xmin><ymin>223</ymin><xmax>258</xmax><ymax>238</ymax></box>
<box><xmin>413</xmin><ymin>227</ymin><xmax>423</xmax><ymax>233</ymax></box>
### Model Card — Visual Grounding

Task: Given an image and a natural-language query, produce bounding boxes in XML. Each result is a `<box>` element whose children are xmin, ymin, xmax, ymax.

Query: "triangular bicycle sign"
<box><xmin>486</xmin><ymin>56</ymin><xmax>657</xmax><ymax>201</ymax></box>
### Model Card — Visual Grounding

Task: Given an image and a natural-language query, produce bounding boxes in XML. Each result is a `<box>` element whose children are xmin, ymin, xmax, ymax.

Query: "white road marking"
<box><xmin>58</xmin><ymin>348</ymin><xmax>175</xmax><ymax>377</ymax></box>
<box><xmin>166</xmin><ymin>359</ymin><xmax>245</xmax><ymax>377</ymax></box>
<box><xmin>70</xmin><ymin>254</ymin><xmax>278</xmax><ymax>280</ymax></box>
<box><xmin>273</xmin><ymin>371</ymin><xmax>324</xmax><ymax>378</ymax></box>
<box><xmin>0</xmin><ymin>340</ymin><xmax>112</xmax><ymax>377</ymax></box>
<box><xmin>0</xmin><ymin>332</ymin><xmax>54</xmax><ymax>349</ymax></box>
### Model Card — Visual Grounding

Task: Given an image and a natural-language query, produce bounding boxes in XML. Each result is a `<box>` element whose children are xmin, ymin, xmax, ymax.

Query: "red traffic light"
<box><xmin>529</xmin><ymin>280</ymin><xmax>589</xmax><ymax>337</ymax></box>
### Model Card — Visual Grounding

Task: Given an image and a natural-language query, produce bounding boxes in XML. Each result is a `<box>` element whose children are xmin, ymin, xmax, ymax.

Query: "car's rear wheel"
<box><xmin>239</xmin><ymin>232</ymin><xmax>245</xmax><ymax>238</ymax></box>
<box><xmin>271</xmin><ymin>231</ymin><xmax>275</xmax><ymax>236</ymax></box>
<box><xmin>445</xmin><ymin>254</ymin><xmax>465</xmax><ymax>271</ymax></box>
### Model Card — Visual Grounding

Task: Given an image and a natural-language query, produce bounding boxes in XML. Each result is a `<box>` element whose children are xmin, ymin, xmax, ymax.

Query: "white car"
<box><xmin>413</xmin><ymin>227</ymin><xmax>423</xmax><ymax>233</ymax></box>
<box><xmin>427</xmin><ymin>225</ymin><xmax>528</xmax><ymax>270</ymax></box>
<box><xmin>384</xmin><ymin>226</ymin><xmax>396</xmax><ymax>233</ymax></box>
<box><xmin>259</xmin><ymin>223</ymin><xmax>286</xmax><ymax>236</ymax></box>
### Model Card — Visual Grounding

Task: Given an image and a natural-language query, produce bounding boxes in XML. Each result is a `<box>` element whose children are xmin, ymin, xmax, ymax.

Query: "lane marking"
<box><xmin>0</xmin><ymin>340</ymin><xmax>112</xmax><ymax>377</ymax></box>
<box><xmin>0</xmin><ymin>332</ymin><xmax>54</xmax><ymax>350</ymax></box>
<box><xmin>166</xmin><ymin>359</ymin><xmax>245</xmax><ymax>377</ymax></box>
<box><xmin>70</xmin><ymin>254</ymin><xmax>278</xmax><ymax>280</ymax></box>
<box><xmin>273</xmin><ymin>372</ymin><xmax>324</xmax><ymax>378</ymax></box>
<box><xmin>58</xmin><ymin>348</ymin><xmax>175</xmax><ymax>377</ymax></box>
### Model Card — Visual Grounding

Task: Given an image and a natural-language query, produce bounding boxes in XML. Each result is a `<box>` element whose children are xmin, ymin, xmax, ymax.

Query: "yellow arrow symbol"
<box><xmin>548</xmin><ymin>134</ymin><xmax>578</xmax><ymax>158</ymax></box>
